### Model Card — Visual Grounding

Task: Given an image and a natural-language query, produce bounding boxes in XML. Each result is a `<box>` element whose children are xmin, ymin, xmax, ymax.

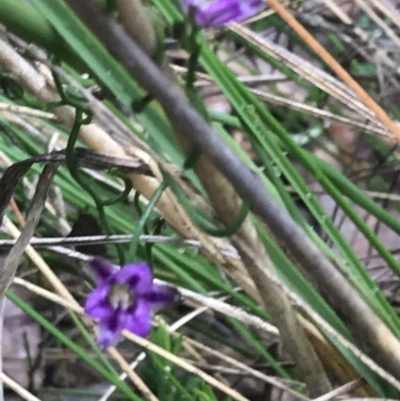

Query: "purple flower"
<box><xmin>182</xmin><ymin>0</ymin><xmax>264</xmax><ymax>27</ymax></box>
<box><xmin>84</xmin><ymin>258</ymin><xmax>177</xmax><ymax>348</ymax></box>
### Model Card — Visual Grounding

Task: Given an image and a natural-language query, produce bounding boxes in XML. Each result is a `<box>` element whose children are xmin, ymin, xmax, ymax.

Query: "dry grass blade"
<box><xmin>178</xmin><ymin>287</ymin><xmax>279</xmax><ymax>335</ymax></box>
<box><xmin>311</xmin><ymin>379</ymin><xmax>364</xmax><ymax>401</ymax></box>
<box><xmin>250</xmin><ymin>89</ymin><xmax>392</xmax><ymax>139</ymax></box>
<box><xmin>0</xmin><ymin>163</ymin><xmax>58</xmax><ymax>300</ymax></box>
<box><xmin>274</xmin><ymin>0</ymin><xmax>399</xmax><ymax>140</ymax></box>
<box><xmin>0</xmin><ymin>150</ymin><xmax>71</xmax><ymax>234</ymax></box>
<box><xmin>0</xmin><ymin>160</ymin><xmax>34</xmax><ymax>225</ymax></box>
<box><xmin>181</xmin><ymin>335</ymin><xmax>309</xmax><ymax>400</ymax></box>
<box><xmin>0</xmin><ymin>37</ymin><xmax>128</xmax><ymax>158</ymax></box>
<box><xmin>0</xmin><ymin>102</ymin><xmax>56</xmax><ymax>120</ymax></box>
<box><xmin>229</xmin><ymin>24</ymin><xmax>380</xmax><ymax>124</ymax></box>
<box><xmin>105</xmin><ymin>348</ymin><xmax>159</xmax><ymax>401</ymax></box>
<box><xmin>368</xmin><ymin>0</ymin><xmax>400</xmax><ymax>29</ymax></box>
<box><xmin>0</xmin><ymin>372</ymin><xmax>42</xmax><ymax>401</ymax></box>
<box><xmin>172</xmin><ymin>65</ymin><xmax>393</xmax><ymax>139</ymax></box>
<box><xmin>0</xmin><ymin>234</ymin><xmax>240</xmax><ymax>258</ymax></box>
<box><xmin>0</xmin><ymin>164</ymin><xmax>56</xmax><ymax>401</ymax></box>
<box><xmin>312</xmin><ymin>0</ymin><xmax>400</xmax><ymax>80</ymax></box>
<box><xmin>352</xmin><ymin>0</ymin><xmax>400</xmax><ymax>50</ymax></box>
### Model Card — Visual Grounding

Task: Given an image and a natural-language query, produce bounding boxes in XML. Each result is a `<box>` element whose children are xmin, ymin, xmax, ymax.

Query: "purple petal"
<box><xmin>97</xmin><ymin>310</ymin><xmax>125</xmax><ymax>348</ymax></box>
<box><xmin>198</xmin><ymin>7</ymin><xmax>242</xmax><ymax>26</ymax></box>
<box><xmin>181</xmin><ymin>0</ymin><xmax>202</xmax><ymax>11</ymax></box>
<box><xmin>115</xmin><ymin>263</ymin><xmax>153</xmax><ymax>293</ymax></box>
<box><xmin>239</xmin><ymin>0</ymin><xmax>264</xmax><ymax>19</ymax></box>
<box><xmin>88</xmin><ymin>258</ymin><xmax>118</xmax><ymax>284</ymax></box>
<box><xmin>198</xmin><ymin>0</ymin><xmax>242</xmax><ymax>26</ymax></box>
<box><xmin>123</xmin><ymin>299</ymin><xmax>152</xmax><ymax>337</ymax></box>
<box><xmin>182</xmin><ymin>0</ymin><xmax>263</xmax><ymax>27</ymax></box>
<box><xmin>142</xmin><ymin>285</ymin><xmax>178</xmax><ymax>309</ymax></box>
<box><xmin>85</xmin><ymin>284</ymin><xmax>114</xmax><ymax>319</ymax></box>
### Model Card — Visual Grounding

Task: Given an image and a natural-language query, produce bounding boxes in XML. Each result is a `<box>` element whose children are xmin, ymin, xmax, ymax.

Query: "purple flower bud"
<box><xmin>84</xmin><ymin>258</ymin><xmax>178</xmax><ymax>348</ymax></box>
<box><xmin>182</xmin><ymin>0</ymin><xmax>264</xmax><ymax>27</ymax></box>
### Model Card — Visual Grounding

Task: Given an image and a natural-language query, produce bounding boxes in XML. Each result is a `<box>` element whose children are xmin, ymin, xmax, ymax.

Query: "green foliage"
<box><xmin>1</xmin><ymin>0</ymin><xmax>400</xmax><ymax>398</ymax></box>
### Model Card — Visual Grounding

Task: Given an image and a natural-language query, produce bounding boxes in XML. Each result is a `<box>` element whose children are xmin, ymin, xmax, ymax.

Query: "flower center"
<box><xmin>108</xmin><ymin>284</ymin><xmax>135</xmax><ymax>310</ymax></box>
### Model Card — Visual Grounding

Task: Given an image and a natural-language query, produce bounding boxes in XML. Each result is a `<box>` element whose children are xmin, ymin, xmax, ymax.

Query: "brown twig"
<box><xmin>9</xmin><ymin>198</ymin><xmax>25</xmax><ymax>227</ymax></box>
